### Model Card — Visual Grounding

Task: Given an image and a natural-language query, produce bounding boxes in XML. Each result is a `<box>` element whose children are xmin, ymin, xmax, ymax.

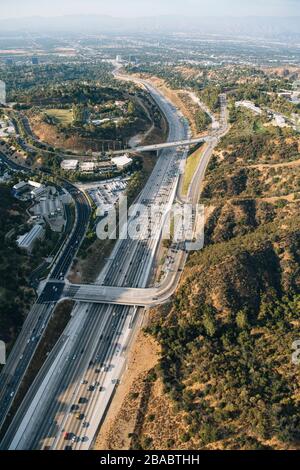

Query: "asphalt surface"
<box><xmin>0</xmin><ymin>78</ymin><xmax>228</xmax><ymax>450</ymax></box>
<box><xmin>0</xmin><ymin>72</ymin><xmax>190</xmax><ymax>450</ymax></box>
<box><xmin>0</xmin><ymin>151</ymin><xmax>91</xmax><ymax>432</ymax></box>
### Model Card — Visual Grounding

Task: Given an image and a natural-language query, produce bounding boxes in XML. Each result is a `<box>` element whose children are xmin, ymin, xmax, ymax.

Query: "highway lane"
<box><xmin>0</xmin><ymin>87</ymin><xmax>182</xmax><ymax>436</ymax></box>
<box><xmin>0</xmin><ymin>85</ymin><xmax>227</xmax><ymax>448</ymax></box>
<box><xmin>0</xmin><ymin>302</ymin><xmax>57</xmax><ymax>431</ymax></box>
<box><xmin>29</xmin><ymin>207</ymin><xmax>148</xmax><ymax>447</ymax></box>
<box><xmin>0</xmin><ymin>150</ymin><xmax>31</xmax><ymax>173</ymax></box>
<box><xmin>1</xmin><ymin>69</ymin><xmax>190</xmax><ymax>449</ymax></box>
<box><xmin>40</xmin><ymin>304</ymin><xmax>132</xmax><ymax>450</ymax></box>
<box><xmin>57</xmin><ymin>97</ymin><xmax>228</xmax><ymax>307</ymax></box>
<box><xmin>62</xmin><ymin>97</ymin><xmax>229</xmax><ymax>307</ymax></box>
<box><xmin>49</xmin><ymin>187</ymin><xmax>90</xmax><ymax>281</ymax></box>
<box><xmin>0</xmin><ymin>153</ymin><xmax>91</xmax><ymax>432</ymax></box>
<box><xmin>1</xmin><ymin>70</ymin><xmax>232</xmax><ymax>448</ymax></box>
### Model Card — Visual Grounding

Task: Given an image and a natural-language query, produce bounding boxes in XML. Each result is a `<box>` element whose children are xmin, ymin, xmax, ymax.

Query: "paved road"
<box><xmin>54</xmin><ymin>98</ymin><xmax>228</xmax><ymax>308</ymax></box>
<box><xmin>0</xmin><ymin>69</ymin><xmax>190</xmax><ymax>450</ymax></box>
<box><xmin>0</xmin><ymin>153</ymin><xmax>91</xmax><ymax>432</ymax></box>
<box><xmin>0</xmin><ymin>76</ymin><xmax>228</xmax><ymax>450</ymax></box>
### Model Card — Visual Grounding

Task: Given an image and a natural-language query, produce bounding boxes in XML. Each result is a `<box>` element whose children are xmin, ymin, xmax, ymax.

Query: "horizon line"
<box><xmin>0</xmin><ymin>13</ymin><xmax>299</xmax><ymax>21</ymax></box>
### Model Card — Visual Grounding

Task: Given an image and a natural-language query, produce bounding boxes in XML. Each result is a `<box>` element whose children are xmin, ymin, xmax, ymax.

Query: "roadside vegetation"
<box><xmin>0</xmin><ymin>183</ymin><xmax>67</xmax><ymax>355</ymax></box>
<box><xmin>0</xmin><ymin>185</ymin><xmax>35</xmax><ymax>353</ymax></box>
<box><xmin>181</xmin><ymin>144</ymin><xmax>204</xmax><ymax>196</ymax></box>
<box><xmin>127</xmin><ymin>81</ymin><xmax>300</xmax><ymax>450</ymax></box>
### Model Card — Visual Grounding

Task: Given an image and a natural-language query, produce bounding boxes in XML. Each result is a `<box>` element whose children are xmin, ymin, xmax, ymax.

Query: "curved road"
<box><xmin>0</xmin><ymin>74</ymin><xmax>228</xmax><ymax>450</ymax></box>
<box><xmin>0</xmin><ymin>152</ymin><xmax>91</xmax><ymax>432</ymax></box>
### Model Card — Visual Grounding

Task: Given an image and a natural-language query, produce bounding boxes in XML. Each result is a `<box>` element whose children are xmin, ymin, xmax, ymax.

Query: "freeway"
<box><xmin>43</xmin><ymin>98</ymin><xmax>228</xmax><ymax>308</ymax></box>
<box><xmin>1</xmin><ymin>72</ymin><xmax>228</xmax><ymax>450</ymax></box>
<box><xmin>0</xmin><ymin>152</ymin><xmax>91</xmax><ymax>432</ymax></box>
<box><xmin>38</xmin><ymin>95</ymin><xmax>228</xmax><ymax>309</ymax></box>
<box><xmin>48</xmin><ymin>181</ymin><xmax>90</xmax><ymax>281</ymax></box>
<box><xmin>0</xmin><ymin>69</ymin><xmax>191</xmax><ymax>450</ymax></box>
<box><xmin>61</xmin><ymin>245</ymin><xmax>185</xmax><ymax>306</ymax></box>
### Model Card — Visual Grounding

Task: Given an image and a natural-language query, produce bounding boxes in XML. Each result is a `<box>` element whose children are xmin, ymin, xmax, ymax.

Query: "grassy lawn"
<box><xmin>45</xmin><ymin>108</ymin><xmax>73</xmax><ymax>125</ymax></box>
<box><xmin>182</xmin><ymin>145</ymin><xmax>203</xmax><ymax>196</ymax></box>
<box><xmin>253</xmin><ymin>119</ymin><xmax>267</xmax><ymax>134</ymax></box>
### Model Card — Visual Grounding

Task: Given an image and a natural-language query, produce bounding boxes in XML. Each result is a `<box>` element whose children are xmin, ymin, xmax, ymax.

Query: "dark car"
<box><xmin>78</xmin><ymin>397</ymin><xmax>88</xmax><ymax>404</ymax></box>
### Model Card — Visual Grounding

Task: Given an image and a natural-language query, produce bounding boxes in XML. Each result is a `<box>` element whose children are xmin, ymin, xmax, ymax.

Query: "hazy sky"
<box><xmin>0</xmin><ymin>0</ymin><xmax>298</xmax><ymax>19</ymax></box>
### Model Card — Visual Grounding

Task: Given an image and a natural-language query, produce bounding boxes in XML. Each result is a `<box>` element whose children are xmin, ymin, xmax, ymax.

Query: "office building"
<box><xmin>17</xmin><ymin>224</ymin><xmax>45</xmax><ymax>253</ymax></box>
<box><xmin>111</xmin><ymin>154</ymin><xmax>133</xmax><ymax>170</ymax></box>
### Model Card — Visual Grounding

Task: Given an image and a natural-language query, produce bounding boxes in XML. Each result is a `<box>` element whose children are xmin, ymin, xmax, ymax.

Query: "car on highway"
<box><xmin>78</xmin><ymin>397</ymin><xmax>88</xmax><ymax>404</ymax></box>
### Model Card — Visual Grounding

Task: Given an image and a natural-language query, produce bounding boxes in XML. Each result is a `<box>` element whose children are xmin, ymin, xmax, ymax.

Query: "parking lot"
<box><xmin>86</xmin><ymin>178</ymin><xmax>128</xmax><ymax>212</ymax></box>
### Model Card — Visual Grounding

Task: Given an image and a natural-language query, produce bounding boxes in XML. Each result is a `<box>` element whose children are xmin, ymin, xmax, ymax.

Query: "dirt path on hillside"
<box><xmin>248</xmin><ymin>158</ymin><xmax>300</xmax><ymax>169</ymax></box>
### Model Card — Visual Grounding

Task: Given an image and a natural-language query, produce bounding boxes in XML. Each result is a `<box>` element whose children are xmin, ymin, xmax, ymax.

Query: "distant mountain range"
<box><xmin>0</xmin><ymin>15</ymin><xmax>299</xmax><ymax>40</ymax></box>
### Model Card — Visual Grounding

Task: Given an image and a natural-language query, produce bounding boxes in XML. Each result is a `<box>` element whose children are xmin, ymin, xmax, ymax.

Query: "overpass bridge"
<box><xmin>41</xmin><ymin>248</ymin><xmax>186</xmax><ymax>308</ymax></box>
<box><xmin>62</xmin><ymin>283</ymin><xmax>161</xmax><ymax>307</ymax></box>
<box><xmin>112</xmin><ymin>136</ymin><xmax>210</xmax><ymax>155</ymax></box>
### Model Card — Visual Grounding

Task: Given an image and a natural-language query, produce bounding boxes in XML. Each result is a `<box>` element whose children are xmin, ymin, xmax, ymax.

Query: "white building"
<box><xmin>28</xmin><ymin>180</ymin><xmax>42</xmax><ymax>188</ymax></box>
<box><xmin>111</xmin><ymin>154</ymin><xmax>133</xmax><ymax>170</ymax></box>
<box><xmin>91</xmin><ymin>118</ymin><xmax>110</xmax><ymax>126</ymax></box>
<box><xmin>273</xmin><ymin>114</ymin><xmax>287</xmax><ymax>128</ymax></box>
<box><xmin>30</xmin><ymin>185</ymin><xmax>47</xmax><ymax>199</ymax></box>
<box><xmin>0</xmin><ymin>118</ymin><xmax>15</xmax><ymax>138</ymax></box>
<box><xmin>61</xmin><ymin>159</ymin><xmax>78</xmax><ymax>171</ymax></box>
<box><xmin>17</xmin><ymin>224</ymin><xmax>45</xmax><ymax>253</ymax></box>
<box><xmin>79</xmin><ymin>161</ymin><xmax>95</xmax><ymax>172</ymax></box>
<box><xmin>13</xmin><ymin>181</ymin><xmax>28</xmax><ymax>193</ymax></box>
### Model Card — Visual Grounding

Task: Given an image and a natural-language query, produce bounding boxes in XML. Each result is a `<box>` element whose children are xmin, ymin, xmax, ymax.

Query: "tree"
<box><xmin>236</xmin><ymin>309</ymin><xmax>249</xmax><ymax>329</ymax></box>
<box><xmin>203</xmin><ymin>311</ymin><xmax>217</xmax><ymax>337</ymax></box>
<box><xmin>127</xmin><ymin>101</ymin><xmax>135</xmax><ymax>115</ymax></box>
